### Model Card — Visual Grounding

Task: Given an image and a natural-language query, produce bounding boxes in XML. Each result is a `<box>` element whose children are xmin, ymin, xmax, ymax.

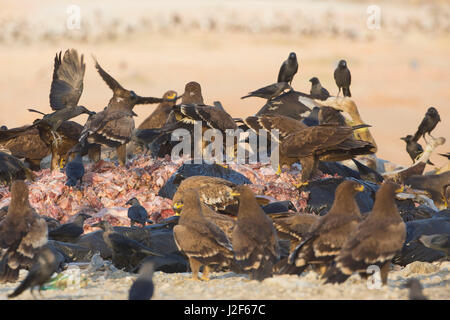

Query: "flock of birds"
<box><xmin>0</xmin><ymin>48</ymin><xmax>448</xmax><ymax>300</ymax></box>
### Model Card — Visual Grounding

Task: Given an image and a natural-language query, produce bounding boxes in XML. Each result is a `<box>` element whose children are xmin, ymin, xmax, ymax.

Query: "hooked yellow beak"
<box><xmin>355</xmin><ymin>184</ymin><xmax>365</xmax><ymax>192</ymax></box>
<box><xmin>395</xmin><ymin>185</ymin><xmax>405</xmax><ymax>193</ymax></box>
<box><xmin>173</xmin><ymin>202</ymin><xmax>184</xmax><ymax>210</ymax></box>
<box><xmin>166</xmin><ymin>92</ymin><xmax>177</xmax><ymax>100</ymax></box>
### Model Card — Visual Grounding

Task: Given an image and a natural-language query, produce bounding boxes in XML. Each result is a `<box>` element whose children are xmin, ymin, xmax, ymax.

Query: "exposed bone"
<box><xmin>382</xmin><ymin>136</ymin><xmax>446</xmax><ymax>184</ymax></box>
<box><xmin>314</xmin><ymin>97</ymin><xmax>378</xmax><ymax>153</ymax></box>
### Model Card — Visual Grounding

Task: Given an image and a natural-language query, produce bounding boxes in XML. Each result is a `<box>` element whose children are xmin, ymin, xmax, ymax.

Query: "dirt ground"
<box><xmin>1</xmin><ymin>260</ymin><xmax>449</xmax><ymax>300</ymax></box>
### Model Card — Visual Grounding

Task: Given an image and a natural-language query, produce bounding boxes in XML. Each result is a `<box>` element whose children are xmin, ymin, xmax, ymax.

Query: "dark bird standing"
<box><xmin>126</xmin><ymin>198</ymin><xmax>153</xmax><ymax>227</ymax></box>
<box><xmin>231</xmin><ymin>186</ymin><xmax>280</xmax><ymax>281</ymax></box>
<box><xmin>48</xmin><ymin>212</ymin><xmax>91</xmax><ymax>243</ymax></box>
<box><xmin>173</xmin><ymin>189</ymin><xmax>234</xmax><ymax>281</ymax></box>
<box><xmin>288</xmin><ymin>180</ymin><xmax>364</xmax><ymax>276</ymax></box>
<box><xmin>241</xmin><ymin>82</ymin><xmax>292</xmax><ymax>101</ymax></box>
<box><xmin>0</xmin><ymin>181</ymin><xmax>48</xmax><ymax>283</ymax></box>
<box><xmin>309</xmin><ymin>77</ymin><xmax>330</xmax><ymax>101</ymax></box>
<box><xmin>277</xmin><ymin>52</ymin><xmax>298</xmax><ymax>85</ymax></box>
<box><xmin>400</xmin><ymin>135</ymin><xmax>433</xmax><ymax>165</ymax></box>
<box><xmin>412</xmin><ymin>107</ymin><xmax>441</xmax><ymax>143</ymax></box>
<box><xmin>323</xmin><ymin>182</ymin><xmax>406</xmax><ymax>285</ymax></box>
<box><xmin>8</xmin><ymin>245</ymin><xmax>64</xmax><ymax>299</ymax></box>
<box><xmin>128</xmin><ymin>262</ymin><xmax>155</xmax><ymax>300</ymax></box>
<box><xmin>93</xmin><ymin>220</ymin><xmax>161</xmax><ymax>272</ymax></box>
<box><xmin>65</xmin><ymin>152</ymin><xmax>85</xmax><ymax>187</ymax></box>
<box><xmin>405</xmin><ymin>278</ymin><xmax>428</xmax><ymax>300</ymax></box>
<box><xmin>334</xmin><ymin>60</ymin><xmax>351</xmax><ymax>97</ymax></box>
<box><xmin>80</xmin><ymin>59</ymin><xmax>163</xmax><ymax>166</ymax></box>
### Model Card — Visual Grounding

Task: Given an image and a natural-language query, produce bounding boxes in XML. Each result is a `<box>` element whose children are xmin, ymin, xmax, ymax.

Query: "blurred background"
<box><xmin>0</xmin><ymin>0</ymin><xmax>448</xmax><ymax>167</ymax></box>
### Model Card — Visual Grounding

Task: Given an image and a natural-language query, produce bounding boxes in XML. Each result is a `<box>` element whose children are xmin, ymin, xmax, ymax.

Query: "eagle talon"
<box><xmin>294</xmin><ymin>181</ymin><xmax>309</xmax><ymax>189</ymax></box>
<box><xmin>275</xmin><ymin>164</ymin><xmax>282</xmax><ymax>176</ymax></box>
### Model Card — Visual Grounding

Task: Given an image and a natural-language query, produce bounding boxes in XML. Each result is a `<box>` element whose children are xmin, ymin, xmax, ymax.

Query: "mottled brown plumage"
<box><xmin>288</xmin><ymin>180</ymin><xmax>364</xmax><ymax>275</ymax></box>
<box><xmin>200</xmin><ymin>203</ymin><xmax>236</xmax><ymax>240</ymax></box>
<box><xmin>181</xmin><ymin>82</ymin><xmax>204</xmax><ymax>105</ymax></box>
<box><xmin>138</xmin><ymin>90</ymin><xmax>178</xmax><ymax>130</ymax></box>
<box><xmin>173</xmin><ymin>176</ymin><xmax>239</xmax><ymax>212</ymax></box>
<box><xmin>323</xmin><ymin>182</ymin><xmax>406</xmax><ymax>285</ymax></box>
<box><xmin>244</xmin><ymin>115</ymin><xmax>372</xmax><ymax>182</ymax></box>
<box><xmin>254</xmin><ymin>90</ymin><xmax>311</xmax><ymax>121</ymax></box>
<box><xmin>80</xmin><ymin>59</ymin><xmax>163</xmax><ymax>165</ymax></box>
<box><xmin>172</xmin><ymin>104</ymin><xmax>237</xmax><ymax>132</ymax></box>
<box><xmin>38</xmin><ymin>120</ymin><xmax>84</xmax><ymax>171</ymax></box>
<box><xmin>244</xmin><ymin>115</ymin><xmax>307</xmax><ymax>141</ymax></box>
<box><xmin>269</xmin><ymin>212</ymin><xmax>319</xmax><ymax>251</ymax></box>
<box><xmin>173</xmin><ymin>189</ymin><xmax>234</xmax><ymax>280</ymax></box>
<box><xmin>318</xmin><ymin>106</ymin><xmax>347</xmax><ymax>126</ymax></box>
<box><xmin>153</xmin><ymin>86</ymin><xmax>238</xmax><ymax>159</ymax></box>
<box><xmin>0</xmin><ymin>152</ymin><xmax>36</xmax><ymax>185</ymax></box>
<box><xmin>405</xmin><ymin>172</ymin><xmax>450</xmax><ymax>209</ymax></box>
<box><xmin>0</xmin><ymin>181</ymin><xmax>48</xmax><ymax>283</ymax></box>
<box><xmin>282</xmin><ymin>125</ymin><xmax>374</xmax><ymax>182</ymax></box>
<box><xmin>232</xmin><ymin>186</ymin><xmax>280</xmax><ymax>281</ymax></box>
<box><xmin>245</xmin><ymin>114</ymin><xmax>373</xmax><ymax>181</ymax></box>
<box><xmin>0</xmin><ymin>126</ymin><xmax>50</xmax><ymax>170</ymax></box>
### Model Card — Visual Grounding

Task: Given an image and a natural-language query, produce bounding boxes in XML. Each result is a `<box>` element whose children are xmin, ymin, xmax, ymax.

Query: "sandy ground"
<box><xmin>0</xmin><ymin>260</ymin><xmax>449</xmax><ymax>300</ymax></box>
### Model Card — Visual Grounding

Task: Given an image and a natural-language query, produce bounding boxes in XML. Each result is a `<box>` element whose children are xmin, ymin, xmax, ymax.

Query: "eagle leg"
<box><xmin>116</xmin><ymin>144</ymin><xmax>127</xmax><ymax>166</ymax></box>
<box><xmin>201</xmin><ymin>265</ymin><xmax>210</xmax><ymax>281</ymax></box>
<box><xmin>188</xmin><ymin>257</ymin><xmax>201</xmax><ymax>281</ymax></box>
